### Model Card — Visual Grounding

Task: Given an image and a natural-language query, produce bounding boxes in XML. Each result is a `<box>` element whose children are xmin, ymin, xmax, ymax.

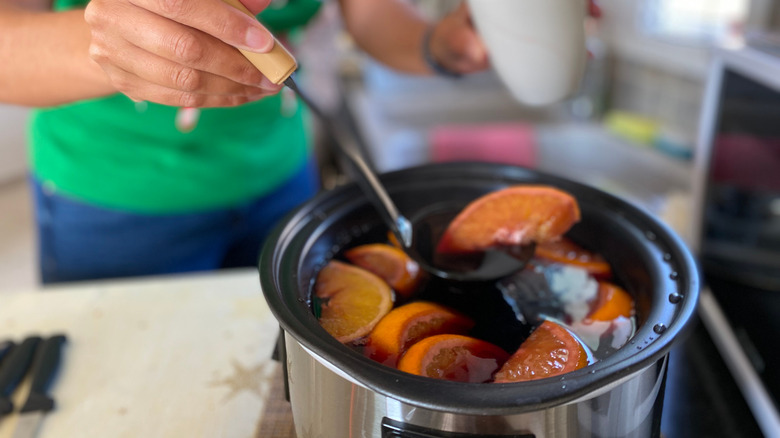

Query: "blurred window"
<box><xmin>640</xmin><ymin>0</ymin><xmax>749</xmax><ymax>44</ymax></box>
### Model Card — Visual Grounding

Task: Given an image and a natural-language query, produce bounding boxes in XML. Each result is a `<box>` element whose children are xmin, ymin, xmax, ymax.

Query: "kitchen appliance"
<box><xmin>259</xmin><ymin>162</ymin><xmax>698</xmax><ymax>437</ymax></box>
<box><xmin>689</xmin><ymin>43</ymin><xmax>780</xmax><ymax>437</ymax></box>
<box><xmin>467</xmin><ymin>0</ymin><xmax>587</xmax><ymax>106</ymax></box>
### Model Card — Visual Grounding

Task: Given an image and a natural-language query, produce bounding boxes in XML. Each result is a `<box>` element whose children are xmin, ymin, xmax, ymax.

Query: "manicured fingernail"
<box><xmin>245</xmin><ymin>26</ymin><xmax>273</xmax><ymax>52</ymax></box>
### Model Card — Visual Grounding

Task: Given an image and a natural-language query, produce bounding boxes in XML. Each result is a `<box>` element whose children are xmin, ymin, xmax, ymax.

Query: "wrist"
<box><xmin>421</xmin><ymin>24</ymin><xmax>461</xmax><ymax>78</ymax></box>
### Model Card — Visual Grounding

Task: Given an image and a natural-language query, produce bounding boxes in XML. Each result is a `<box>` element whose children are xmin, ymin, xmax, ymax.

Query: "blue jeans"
<box><xmin>32</xmin><ymin>160</ymin><xmax>320</xmax><ymax>284</ymax></box>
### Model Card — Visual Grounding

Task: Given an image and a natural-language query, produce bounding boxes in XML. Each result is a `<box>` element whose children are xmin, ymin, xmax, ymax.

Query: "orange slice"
<box><xmin>535</xmin><ymin>237</ymin><xmax>612</xmax><ymax>279</ymax></box>
<box><xmin>436</xmin><ymin>186</ymin><xmax>580</xmax><ymax>254</ymax></box>
<box><xmin>314</xmin><ymin>260</ymin><xmax>394</xmax><ymax>343</ymax></box>
<box><xmin>364</xmin><ymin>301</ymin><xmax>475</xmax><ymax>366</ymax></box>
<box><xmin>493</xmin><ymin>320</ymin><xmax>588</xmax><ymax>383</ymax></box>
<box><xmin>387</xmin><ymin>231</ymin><xmax>402</xmax><ymax>249</ymax></box>
<box><xmin>344</xmin><ymin>243</ymin><xmax>424</xmax><ymax>299</ymax></box>
<box><xmin>397</xmin><ymin>334</ymin><xmax>509</xmax><ymax>383</ymax></box>
<box><xmin>587</xmin><ymin>282</ymin><xmax>634</xmax><ymax>321</ymax></box>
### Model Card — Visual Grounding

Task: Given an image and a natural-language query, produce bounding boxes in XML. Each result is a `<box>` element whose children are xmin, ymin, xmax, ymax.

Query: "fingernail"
<box><xmin>245</xmin><ymin>26</ymin><xmax>273</xmax><ymax>52</ymax></box>
<box><xmin>259</xmin><ymin>76</ymin><xmax>282</xmax><ymax>90</ymax></box>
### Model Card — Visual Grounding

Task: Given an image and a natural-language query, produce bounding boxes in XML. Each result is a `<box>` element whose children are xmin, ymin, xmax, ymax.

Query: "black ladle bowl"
<box><xmin>405</xmin><ymin>202</ymin><xmax>536</xmax><ymax>282</ymax></box>
<box><xmin>285</xmin><ymin>77</ymin><xmax>532</xmax><ymax>283</ymax></box>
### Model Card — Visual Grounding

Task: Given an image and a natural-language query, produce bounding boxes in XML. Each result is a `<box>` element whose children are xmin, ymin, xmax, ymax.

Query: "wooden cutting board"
<box><xmin>0</xmin><ymin>269</ymin><xmax>293</xmax><ymax>438</ymax></box>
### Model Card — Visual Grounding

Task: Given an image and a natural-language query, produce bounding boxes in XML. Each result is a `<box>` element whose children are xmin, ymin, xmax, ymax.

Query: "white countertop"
<box><xmin>0</xmin><ymin>269</ymin><xmax>280</xmax><ymax>438</ymax></box>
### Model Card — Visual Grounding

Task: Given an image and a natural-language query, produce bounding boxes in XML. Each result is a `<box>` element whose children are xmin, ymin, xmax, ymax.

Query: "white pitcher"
<box><xmin>468</xmin><ymin>0</ymin><xmax>587</xmax><ymax>106</ymax></box>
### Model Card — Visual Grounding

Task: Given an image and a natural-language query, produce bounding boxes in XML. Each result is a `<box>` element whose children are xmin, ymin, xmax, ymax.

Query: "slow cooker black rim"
<box><xmin>259</xmin><ymin>162</ymin><xmax>699</xmax><ymax>416</ymax></box>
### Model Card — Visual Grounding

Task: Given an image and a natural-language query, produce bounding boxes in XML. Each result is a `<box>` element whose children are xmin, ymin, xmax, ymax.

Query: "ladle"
<box><xmin>284</xmin><ymin>78</ymin><xmax>533</xmax><ymax>282</ymax></box>
<box><xmin>217</xmin><ymin>0</ymin><xmax>532</xmax><ymax>282</ymax></box>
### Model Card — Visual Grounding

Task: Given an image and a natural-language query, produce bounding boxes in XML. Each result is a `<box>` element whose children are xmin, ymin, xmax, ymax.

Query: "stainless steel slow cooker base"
<box><xmin>285</xmin><ymin>334</ymin><xmax>667</xmax><ymax>437</ymax></box>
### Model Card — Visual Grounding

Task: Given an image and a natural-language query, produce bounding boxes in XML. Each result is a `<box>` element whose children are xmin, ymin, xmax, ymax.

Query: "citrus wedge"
<box><xmin>364</xmin><ymin>301</ymin><xmax>475</xmax><ymax>366</ymax></box>
<box><xmin>587</xmin><ymin>282</ymin><xmax>634</xmax><ymax>321</ymax></box>
<box><xmin>436</xmin><ymin>186</ymin><xmax>580</xmax><ymax>254</ymax></box>
<box><xmin>493</xmin><ymin>320</ymin><xmax>588</xmax><ymax>383</ymax></box>
<box><xmin>535</xmin><ymin>237</ymin><xmax>612</xmax><ymax>279</ymax></box>
<box><xmin>397</xmin><ymin>334</ymin><xmax>509</xmax><ymax>383</ymax></box>
<box><xmin>387</xmin><ymin>230</ymin><xmax>402</xmax><ymax>249</ymax></box>
<box><xmin>344</xmin><ymin>243</ymin><xmax>424</xmax><ymax>299</ymax></box>
<box><xmin>314</xmin><ymin>260</ymin><xmax>394</xmax><ymax>343</ymax></box>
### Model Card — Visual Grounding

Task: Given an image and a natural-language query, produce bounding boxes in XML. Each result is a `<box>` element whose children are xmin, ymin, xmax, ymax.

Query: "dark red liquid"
<box><xmin>311</xmin><ymin>223</ymin><xmax>636</xmax><ymax>367</ymax></box>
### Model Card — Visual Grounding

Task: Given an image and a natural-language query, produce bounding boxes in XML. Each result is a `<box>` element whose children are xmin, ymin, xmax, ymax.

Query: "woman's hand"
<box><xmin>84</xmin><ymin>0</ymin><xmax>282</xmax><ymax>107</ymax></box>
<box><xmin>426</xmin><ymin>2</ymin><xmax>489</xmax><ymax>76</ymax></box>
<box><xmin>427</xmin><ymin>0</ymin><xmax>601</xmax><ymax>76</ymax></box>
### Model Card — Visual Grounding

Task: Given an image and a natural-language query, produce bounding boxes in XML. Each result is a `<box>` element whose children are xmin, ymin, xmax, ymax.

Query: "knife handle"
<box><xmin>221</xmin><ymin>0</ymin><xmax>298</xmax><ymax>84</ymax></box>
<box><xmin>0</xmin><ymin>336</ymin><xmax>41</xmax><ymax>416</ymax></box>
<box><xmin>0</xmin><ymin>341</ymin><xmax>16</xmax><ymax>366</ymax></box>
<box><xmin>19</xmin><ymin>335</ymin><xmax>67</xmax><ymax>414</ymax></box>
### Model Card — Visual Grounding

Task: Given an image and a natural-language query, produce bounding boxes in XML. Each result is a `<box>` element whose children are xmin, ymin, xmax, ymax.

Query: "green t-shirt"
<box><xmin>30</xmin><ymin>0</ymin><xmax>322</xmax><ymax>213</ymax></box>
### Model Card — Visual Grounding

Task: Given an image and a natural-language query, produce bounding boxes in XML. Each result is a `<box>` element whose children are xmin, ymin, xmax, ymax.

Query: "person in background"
<box><xmin>0</xmin><ymin>0</ymin><xmax>489</xmax><ymax>284</ymax></box>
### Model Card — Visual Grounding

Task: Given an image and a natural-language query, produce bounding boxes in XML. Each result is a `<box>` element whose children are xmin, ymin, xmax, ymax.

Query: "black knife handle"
<box><xmin>0</xmin><ymin>341</ymin><xmax>16</xmax><ymax>366</ymax></box>
<box><xmin>20</xmin><ymin>334</ymin><xmax>67</xmax><ymax>414</ymax></box>
<box><xmin>0</xmin><ymin>336</ymin><xmax>41</xmax><ymax>416</ymax></box>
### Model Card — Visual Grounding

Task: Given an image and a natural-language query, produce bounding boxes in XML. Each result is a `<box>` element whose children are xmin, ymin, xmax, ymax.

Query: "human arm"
<box><xmin>0</xmin><ymin>0</ymin><xmax>114</xmax><ymax>106</ymax></box>
<box><xmin>0</xmin><ymin>0</ymin><xmax>283</xmax><ymax>108</ymax></box>
<box><xmin>338</xmin><ymin>0</ymin><xmax>602</xmax><ymax>77</ymax></box>
<box><xmin>338</xmin><ymin>0</ymin><xmax>488</xmax><ymax>76</ymax></box>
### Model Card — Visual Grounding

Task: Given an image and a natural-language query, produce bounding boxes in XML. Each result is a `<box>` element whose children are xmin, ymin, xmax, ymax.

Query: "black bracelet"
<box><xmin>422</xmin><ymin>25</ymin><xmax>462</xmax><ymax>78</ymax></box>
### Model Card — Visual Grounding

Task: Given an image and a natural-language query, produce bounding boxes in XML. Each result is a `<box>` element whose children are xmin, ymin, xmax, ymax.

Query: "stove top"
<box><xmin>661</xmin><ymin>318</ymin><xmax>765</xmax><ymax>437</ymax></box>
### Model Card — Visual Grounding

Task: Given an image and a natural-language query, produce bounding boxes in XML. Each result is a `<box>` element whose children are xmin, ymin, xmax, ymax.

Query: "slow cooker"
<box><xmin>259</xmin><ymin>162</ymin><xmax>699</xmax><ymax>438</ymax></box>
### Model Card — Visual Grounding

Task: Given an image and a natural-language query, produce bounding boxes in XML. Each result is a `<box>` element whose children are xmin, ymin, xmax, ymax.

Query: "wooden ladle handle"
<box><xmin>221</xmin><ymin>0</ymin><xmax>298</xmax><ymax>84</ymax></box>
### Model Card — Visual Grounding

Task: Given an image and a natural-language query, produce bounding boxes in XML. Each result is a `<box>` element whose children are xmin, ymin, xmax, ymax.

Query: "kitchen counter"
<box><xmin>0</xmin><ymin>269</ymin><xmax>285</xmax><ymax>438</ymax></box>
